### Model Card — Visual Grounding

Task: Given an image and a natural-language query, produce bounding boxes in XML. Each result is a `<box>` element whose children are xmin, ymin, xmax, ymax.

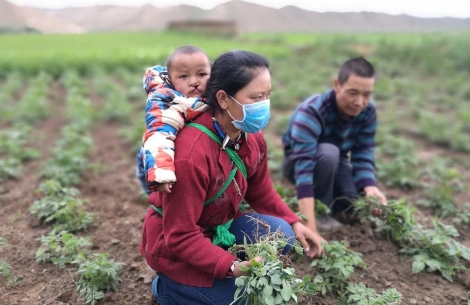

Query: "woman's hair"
<box><xmin>203</xmin><ymin>50</ymin><xmax>269</xmax><ymax>112</ymax></box>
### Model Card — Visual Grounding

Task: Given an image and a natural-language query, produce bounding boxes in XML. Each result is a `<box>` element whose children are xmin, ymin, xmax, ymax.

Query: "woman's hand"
<box><xmin>233</xmin><ymin>257</ymin><xmax>262</xmax><ymax>278</ymax></box>
<box><xmin>292</xmin><ymin>221</ymin><xmax>326</xmax><ymax>258</ymax></box>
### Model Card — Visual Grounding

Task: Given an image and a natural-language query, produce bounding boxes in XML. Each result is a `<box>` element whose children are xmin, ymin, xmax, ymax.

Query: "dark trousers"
<box><xmin>282</xmin><ymin>143</ymin><xmax>359</xmax><ymax>214</ymax></box>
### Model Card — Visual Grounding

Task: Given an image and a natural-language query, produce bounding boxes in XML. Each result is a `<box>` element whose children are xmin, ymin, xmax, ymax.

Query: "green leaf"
<box><xmin>425</xmin><ymin>259</ymin><xmax>442</xmax><ymax>271</ymax></box>
<box><xmin>412</xmin><ymin>261</ymin><xmax>425</xmax><ymax>274</ymax></box>
<box><xmin>461</xmin><ymin>249</ymin><xmax>470</xmax><ymax>261</ymax></box>
<box><xmin>263</xmin><ymin>284</ymin><xmax>273</xmax><ymax>297</ymax></box>
<box><xmin>271</xmin><ymin>274</ymin><xmax>282</xmax><ymax>285</ymax></box>
<box><xmin>261</xmin><ymin>277</ymin><xmax>268</xmax><ymax>287</ymax></box>
<box><xmin>442</xmin><ymin>270</ymin><xmax>454</xmax><ymax>282</ymax></box>
<box><xmin>280</xmin><ymin>285</ymin><xmax>292</xmax><ymax>301</ymax></box>
<box><xmin>264</xmin><ymin>296</ymin><xmax>275</xmax><ymax>305</ymax></box>
<box><xmin>36</xmin><ymin>248</ymin><xmax>46</xmax><ymax>258</ymax></box>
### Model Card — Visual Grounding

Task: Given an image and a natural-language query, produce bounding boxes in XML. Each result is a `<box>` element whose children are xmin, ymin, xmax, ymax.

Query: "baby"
<box><xmin>136</xmin><ymin>46</ymin><xmax>211</xmax><ymax>194</ymax></box>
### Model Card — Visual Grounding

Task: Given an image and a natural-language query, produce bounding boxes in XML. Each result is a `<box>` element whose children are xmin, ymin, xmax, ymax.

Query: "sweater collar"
<box><xmin>195</xmin><ymin>112</ymin><xmax>247</xmax><ymax>149</ymax></box>
<box><xmin>212</xmin><ymin>117</ymin><xmax>243</xmax><ymax>151</ymax></box>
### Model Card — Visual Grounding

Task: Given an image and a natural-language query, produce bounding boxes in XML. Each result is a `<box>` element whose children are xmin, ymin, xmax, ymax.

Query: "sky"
<box><xmin>9</xmin><ymin>0</ymin><xmax>470</xmax><ymax>19</ymax></box>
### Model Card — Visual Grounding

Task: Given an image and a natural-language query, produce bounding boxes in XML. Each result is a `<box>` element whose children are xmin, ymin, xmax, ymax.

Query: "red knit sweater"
<box><xmin>140</xmin><ymin>112</ymin><xmax>300</xmax><ymax>287</ymax></box>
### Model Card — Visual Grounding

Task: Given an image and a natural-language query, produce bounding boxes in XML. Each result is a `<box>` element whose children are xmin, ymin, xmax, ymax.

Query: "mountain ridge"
<box><xmin>3</xmin><ymin>0</ymin><xmax>470</xmax><ymax>33</ymax></box>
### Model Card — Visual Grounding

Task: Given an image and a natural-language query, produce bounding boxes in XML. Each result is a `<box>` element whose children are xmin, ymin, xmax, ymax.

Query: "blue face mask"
<box><xmin>227</xmin><ymin>95</ymin><xmax>271</xmax><ymax>133</ymax></box>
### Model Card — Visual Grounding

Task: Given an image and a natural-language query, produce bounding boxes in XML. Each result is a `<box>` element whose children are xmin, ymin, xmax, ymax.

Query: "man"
<box><xmin>281</xmin><ymin>57</ymin><xmax>387</xmax><ymax>233</ymax></box>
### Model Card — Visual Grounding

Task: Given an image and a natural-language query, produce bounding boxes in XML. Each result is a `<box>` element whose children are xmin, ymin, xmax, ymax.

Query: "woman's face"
<box><xmin>226</xmin><ymin>67</ymin><xmax>272</xmax><ymax>121</ymax></box>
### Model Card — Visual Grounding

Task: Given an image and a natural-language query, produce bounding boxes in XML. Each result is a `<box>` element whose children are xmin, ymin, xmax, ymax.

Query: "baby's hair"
<box><xmin>166</xmin><ymin>45</ymin><xmax>208</xmax><ymax>73</ymax></box>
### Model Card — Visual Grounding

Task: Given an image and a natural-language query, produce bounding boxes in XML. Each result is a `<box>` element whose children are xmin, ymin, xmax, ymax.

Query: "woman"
<box><xmin>140</xmin><ymin>50</ymin><xmax>325</xmax><ymax>305</ymax></box>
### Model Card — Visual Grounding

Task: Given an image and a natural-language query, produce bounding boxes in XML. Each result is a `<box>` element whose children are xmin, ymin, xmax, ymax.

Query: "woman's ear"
<box><xmin>216</xmin><ymin>90</ymin><xmax>229</xmax><ymax>110</ymax></box>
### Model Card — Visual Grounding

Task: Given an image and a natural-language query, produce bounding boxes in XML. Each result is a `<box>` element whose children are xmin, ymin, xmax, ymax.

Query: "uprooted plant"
<box><xmin>228</xmin><ymin>219</ymin><xmax>317</xmax><ymax>305</ymax></box>
<box><xmin>353</xmin><ymin>197</ymin><xmax>416</xmax><ymax>244</ymax></box>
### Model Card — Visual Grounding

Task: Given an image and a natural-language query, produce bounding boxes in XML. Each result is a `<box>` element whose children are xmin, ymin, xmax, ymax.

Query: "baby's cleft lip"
<box><xmin>188</xmin><ymin>88</ymin><xmax>201</xmax><ymax>96</ymax></box>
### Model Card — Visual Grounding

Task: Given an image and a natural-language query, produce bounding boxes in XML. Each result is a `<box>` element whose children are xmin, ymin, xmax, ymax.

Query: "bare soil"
<box><xmin>1</xmin><ymin>82</ymin><xmax>469</xmax><ymax>305</ymax></box>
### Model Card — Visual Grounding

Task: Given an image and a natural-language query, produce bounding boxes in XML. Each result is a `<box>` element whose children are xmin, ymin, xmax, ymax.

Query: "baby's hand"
<box><xmin>156</xmin><ymin>183</ymin><xmax>173</xmax><ymax>193</ymax></box>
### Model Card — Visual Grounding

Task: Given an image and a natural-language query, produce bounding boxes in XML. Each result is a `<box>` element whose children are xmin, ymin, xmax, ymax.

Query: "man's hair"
<box><xmin>166</xmin><ymin>45</ymin><xmax>208</xmax><ymax>72</ymax></box>
<box><xmin>337</xmin><ymin>57</ymin><xmax>375</xmax><ymax>85</ymax></box>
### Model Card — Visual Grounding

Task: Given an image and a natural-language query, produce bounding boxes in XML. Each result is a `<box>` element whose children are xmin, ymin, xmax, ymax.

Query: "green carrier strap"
<box><xmin>187</xmin><ymin>123</ymin><xmax>247</xmax><ymax>178</ymax></box>
<box><xmin>150</xmin><ymin>122</ymin><xmax>247</xmax><ymax>247</ymax></box>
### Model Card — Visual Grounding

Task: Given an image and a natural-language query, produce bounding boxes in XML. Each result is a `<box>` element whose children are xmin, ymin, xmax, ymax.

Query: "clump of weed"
<box><xmin>228</xmin><ymin>219</ymin><xmax>317</xmax><ymax>305</ymax></box>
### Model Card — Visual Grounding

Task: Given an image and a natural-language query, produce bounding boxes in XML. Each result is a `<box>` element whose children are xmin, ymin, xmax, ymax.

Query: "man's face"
<box><xmin>334</xmin><ymin>74</ymin><xmax>375</xmax><ymax>118</ymax></box>
<box><xmin>167</xmin><ymin>52</ymin><xmax>211</xmax><ymax>98</ymax></box>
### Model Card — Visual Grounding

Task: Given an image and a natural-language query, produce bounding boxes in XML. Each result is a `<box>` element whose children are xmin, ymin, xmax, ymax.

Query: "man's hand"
<box><xmin>292</xmin><ymin>221</ymin><xmax>326</xmax><ymax>258</ymax></box>
<box><xmin>364</xmin><ymin>186</ymin><xmax>387</xmax><ymax>217</ymax></box>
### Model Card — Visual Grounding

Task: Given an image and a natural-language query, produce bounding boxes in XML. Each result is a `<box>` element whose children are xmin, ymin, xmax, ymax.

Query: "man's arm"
<box><xmin>288</xmin><ymin>101</ymin><xmax>323</xmax><ymax>232</ymax></box>
<box><xmin>298</xmin><ymin>197</ymin><xmax>317</xmax><ymax>232</ymax></box>
<box><xmin>351</xmin><ymin>105</ymin><xmax>387</xmax><ymax>208</ymax></box>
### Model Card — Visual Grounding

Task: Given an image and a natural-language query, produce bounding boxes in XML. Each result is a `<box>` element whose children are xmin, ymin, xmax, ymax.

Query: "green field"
<box><xmin>2</xmin><ymin>31</ymin><xmax>470</xmax><ymax>304</ymax></box>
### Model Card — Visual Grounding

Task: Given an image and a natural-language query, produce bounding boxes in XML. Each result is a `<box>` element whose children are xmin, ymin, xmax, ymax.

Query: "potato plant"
<box><xmin>13</xmin><ymin>73</ymin><xmax>51</xmax><ymax>124</ymax></box>
<box><xmin>354</xmin><ymin>197</ymin><xmax>470</xmax><ymax>281</ymax></box>
<box><xmin>0</xmin><ymin>260</ymin><xmax>17</xmax><ymax>286</ymax></box>
<box><xmin>0</xmin><ymin>71</ymin><xmax>23</xmax><ymax>121</ymax></box>
<box><xmin>309</xmin><ymin>241</ymin><xmax>402</xmax><ymax>304</ymax></box>
<box><xmin>91</xmin><ymin>68</ymin><xmax>134</xmax><ymax>123</ymax></box>
<box><xmin>0</xmin><ymin>238</ymin><xmax>18</xmax><ymax>286</ymax></box>
<box><xmin>40</xmin><ymin>72</ymin><xmax>95</xmax><ymax>187</ymax></box>
<box><xmin>403</xmin><ymin>220</ymin><xmax>470</xmax><ymax>282</ymax></box>
<box><xmin>419</xmin><ymin>163</ymin><xmax>465</xmax><ymax>218</ymax></box>
<box><xmin>36</xmin><ymin>230</ymin><xmax>92</xmax><ymax>269</ymax></box>
<box><xmin>74</xmin><ymin>253</ymin><xmax>124</xmax><ymax>305</ymax></box>
<box><xmin>375</xmin><ymin>135</ymin><xmax>421</xmax><ymax>189</ymax></box>
<box><xmin>29</xmin><ymin>180</ymin><xmax>94</xmax><ymax>232</ymax></box>
<box><xmin>0</xmin><ymin>127</ymin><xmax>40</xmax><ymax>180</ymax></box>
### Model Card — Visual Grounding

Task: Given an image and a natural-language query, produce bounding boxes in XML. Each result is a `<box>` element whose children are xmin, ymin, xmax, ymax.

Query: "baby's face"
<box><xmin>168</xmin><ymin>52</ymin><xmax>211</xmax><ymax>98</ymax></box>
